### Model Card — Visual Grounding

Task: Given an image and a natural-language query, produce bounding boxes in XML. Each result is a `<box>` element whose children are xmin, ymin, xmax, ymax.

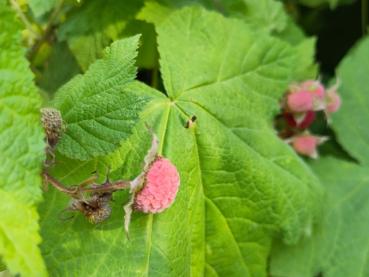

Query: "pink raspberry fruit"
<box><xmin>291</xmin><ymin>134</ymin><xmax>327</xmax><ymax>159</ymax></box>
<box><xmin>134</xmin><ymin>157</ymin><xmax>180</xmax><ymax>214</ymax></box>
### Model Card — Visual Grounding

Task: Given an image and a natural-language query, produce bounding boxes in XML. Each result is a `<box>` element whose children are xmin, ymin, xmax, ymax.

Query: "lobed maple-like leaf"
<box><xmin>40</xmin><ymin>7</ymin><xmax>322</xmax><ymax>276</ymax></box>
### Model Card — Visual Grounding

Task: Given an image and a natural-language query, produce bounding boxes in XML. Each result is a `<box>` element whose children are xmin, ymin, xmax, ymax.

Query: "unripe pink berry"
<box><xmin>134</xmin><ymin>157</ymin><xmax>180</xmax><ymax>213</ymax></box>
<box><xmin>287</xmin><ymin>91</ymin><xmax>314</xmax><ymax>112</ymax></box>
<box><xmin>291</xmin><ymin>134</ymin><xmax>327</xmax><ymax>159</ymax></box>
<box><xmin>325</xmin><ymin>89</ymin><xmax>341</xmax><ymax>114</ymax></box>
<box><xmin>286</xmin><ymin>80</ymin><xmax>326</xmax><ymax>112</ymax></box>
<box><xmin>300</xmin><ymin>80</ymin><xmax>325</xmax><ymax>101</ymax></box>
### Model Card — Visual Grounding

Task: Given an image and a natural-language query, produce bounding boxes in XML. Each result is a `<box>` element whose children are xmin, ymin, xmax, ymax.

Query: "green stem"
<box><xmin>10</xmin><ymin>0</ymin><xmax>40</xmax><ymax>39</ymax></box>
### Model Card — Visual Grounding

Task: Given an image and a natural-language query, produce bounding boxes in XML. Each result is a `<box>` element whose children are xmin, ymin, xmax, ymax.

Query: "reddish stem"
<box><xmin>43</xmin><ymin>172</ymin><xmax>130</xmax><ymax>198</ymax></box>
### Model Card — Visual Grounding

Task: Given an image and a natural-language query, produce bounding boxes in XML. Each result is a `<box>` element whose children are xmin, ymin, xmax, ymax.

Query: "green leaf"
<box><xmin>58</xmin><ymin>0</ymin><xmax>143</xmax><ymax>70</ymax></box>
<box><xmin>40</xmin><ymin>7</ymin><xmax>322</xmax><ymax>276</ymax></box>
<box><xmin>136</xmin><ymin>1</ymin><xmax>173</xmax><ymax>25</ymax></box>
<box><xmin>293</xmin><ymin>37</ymin><xmax>318</xmax><ymax>80</ymax></box>
<box><xmin>53</xmin><ymin>35</ymin><xmax>148</xmax><ymax>161</ymax></box>
<box><xmin>220</xmin><ymin>0</ymin><xmax>288</xmax><ymax>33</ymax></box>
<box><xmin>0</xmin><ymin>191</ymin><xmax>46</xmax><ymax>277</ymax></box>
<box><xmin>331</xmin><ymin>37</ymin><xmax>369</xmax><ymax>165</ymax></box>
<box><xmin>270</xmin><ymin>157</ymin><xmax>369</xmax><ymax>277</ymax></box>
<box><xmin>139</xmin><ymin>0</ymin><xmax>288</xmax><ymax>33</ymax></box>
<box><xmin>277</xmin><ymin>18</ymin><xmax>318</xmax><ymax>80</ymax></box>
<box><xmin>28</xmin><ymin>0</ymin><xmax>57</xmax><ymax>17</ymax></box>
<box><xmin>0</xmin><ymin>1</ymin><xmax>47</xmax><ymax>275</ymax></box>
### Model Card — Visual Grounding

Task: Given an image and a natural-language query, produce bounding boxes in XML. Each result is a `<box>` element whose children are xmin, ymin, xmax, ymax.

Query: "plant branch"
<box><xmin>10</xmin><ymin>0</ymin><xmax>40</xmax><ymax>39</ymax></box>
<box><xmin>43</xmin><ymin>172</ymin><xmax>130</xmax><ymax>198</ymax></box>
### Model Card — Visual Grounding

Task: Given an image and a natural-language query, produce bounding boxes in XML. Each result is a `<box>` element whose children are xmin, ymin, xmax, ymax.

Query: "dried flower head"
<box><xmin>69</xmin><ymin>192</ymin><xmax>112</xmax><ymax>224</ymax></box>
<box><xmin>41</xmin><ymin>107</ymin><xmax>65</xmax><ymax>148</ymax></box>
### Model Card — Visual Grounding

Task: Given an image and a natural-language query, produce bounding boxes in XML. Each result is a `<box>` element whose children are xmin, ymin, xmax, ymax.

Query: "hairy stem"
<box><xmin>362</xmin><ymin>0</ymin><xmax>368</xmax><ymax>35</ymax></box>
<box><xmin>43</xmin><ymin>172</ymin><xmax>130</xmax><ymax>198</ymax></box>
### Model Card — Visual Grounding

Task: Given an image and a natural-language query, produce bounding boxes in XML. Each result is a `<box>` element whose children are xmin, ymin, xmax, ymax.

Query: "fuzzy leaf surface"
<box><xmin>331</xmin><ymin>37</ymin><xmax>369</xmax><ymax>165</ymax></box>
<box><xmin>0</xmin><ymin>1</ymin><xmax>47</xmax><ymax>275</ymax></box>
<box><xmin>53</xmin><ymin>35</ymin><xmax>147</xmax><ymax>160</ymax></box>
<box><xmin>270</xmin><ymin>157</ymin><xmax>369</xmax><ymax>277</ymax></box>
<box><xmin>40</xmin><ymin>7</ymin><xmax>322</xmax><ymax>276</ymax></box>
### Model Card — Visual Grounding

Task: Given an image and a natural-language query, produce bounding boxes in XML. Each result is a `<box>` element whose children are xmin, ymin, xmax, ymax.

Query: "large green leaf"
<box><xmin>0</xmin><ymin>1</ymin><xmax>47</xmax><ymax>275</ymax></box>
<box><xmin>40</xmin><ymin>7</ymin><xmax>322</xmax><ymax>276</ymax></box>
<box><xmin>53</xmin><ymin>35</ymin><xmax>148</xmax><ymax>161</ymax></box>
<box><xmin>139</xmin><ymin>0</ymin><xmax>287</xmax><ymax>33</ymax></box>
<box><xmin>137</xmin><ymin>0</ymin><xmax>316</xmax><ymax>80</ymax></box>
<box><xmin>331</xmin><ymin>37</ymin><xmax>369</xmax><ymax>165</ymax></box>
<box><xmin>270</xmin><ymin>157</ymin><xmax>369</xmax><ymax>277</ymax></box>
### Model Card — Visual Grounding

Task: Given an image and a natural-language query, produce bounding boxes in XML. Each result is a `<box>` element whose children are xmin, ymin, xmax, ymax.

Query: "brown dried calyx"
<box><xmin>43</xmin><ymin>172</ymin><xmax>129</xmax><ymax>224</ymax></box>
<box><xmin>41</xmin><ymin>107</ymin><xmax>65</xmax><ymax>148</ymax></box>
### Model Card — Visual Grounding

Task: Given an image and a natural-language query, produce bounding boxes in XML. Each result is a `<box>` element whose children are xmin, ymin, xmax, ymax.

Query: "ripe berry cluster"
<box><xmin>277</xmin><ymin>80</ymin><xmax>341</xmax><ymax>158</ymax></box>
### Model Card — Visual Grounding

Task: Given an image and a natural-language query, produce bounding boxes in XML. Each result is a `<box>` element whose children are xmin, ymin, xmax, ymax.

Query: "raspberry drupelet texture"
<box><xmin>134</xmin><ymin>157</ymin><xmax>180</xmax><ymax>213</ymax></box>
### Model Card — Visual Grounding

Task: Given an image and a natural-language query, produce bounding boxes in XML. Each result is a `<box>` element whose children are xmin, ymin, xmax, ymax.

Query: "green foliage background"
<box><xmin>0</xmin><ymin>0</ymin><xmax>368</xmax><ymax>276</ymax></box>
